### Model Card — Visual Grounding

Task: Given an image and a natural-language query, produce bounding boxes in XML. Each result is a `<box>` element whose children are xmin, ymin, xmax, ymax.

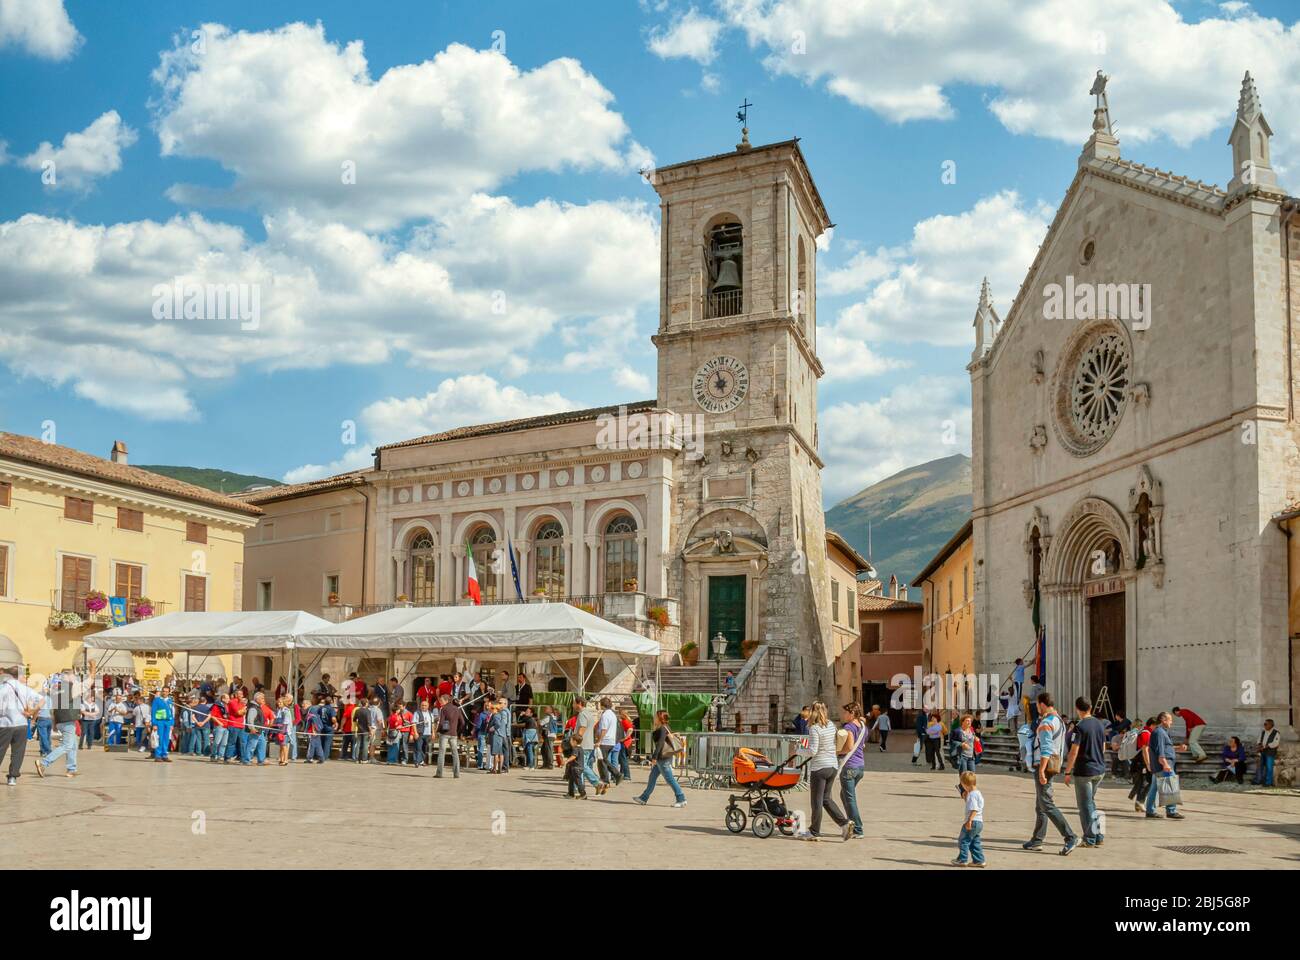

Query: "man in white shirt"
<box><xmin>595</xmin><ymin>696</ymin><xmax>622</xmax><ymax>791</ymax></box>
<box><xmin>0</xmin><ymin>665</ymin><xmax>45</xmax><ymax>786</ymax></box>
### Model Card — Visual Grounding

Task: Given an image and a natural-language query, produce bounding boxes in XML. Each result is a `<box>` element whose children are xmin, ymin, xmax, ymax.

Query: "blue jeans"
<box><xmin>226</xmin><ymin>728</ymin><xmax>247</xmax><ymax>762</ymax></box>
<box><xmin>210</xmin><ymin>726</ymin><xmax>228</xmax><ymax>759</ymax></box>
<box><xmin>247</xmin><ymin>732</ymin><xmax>267</xmax><ymax>764</ymax></box>
<box><xmin>957</xmin><ymin>754</ymin><xmax>976</xmax><ymax>774</ymax></box>
<box><xmin>36</xmin><ymin>716</ymin><xmax>53</xmax><ymax>755</ymax></box>
<box><xmin>1146</xmin><ymin>770</ymin><xmax>1177</xmax><ymax>815</ymax></box>
<box><xmin>637</xmin><ymin>759</ymin><xmax>685</xmax><ymax>803</ymax></box>
<box><xmin>306</xmin><ymin>731</ymin><xmax>327</xmax><ymax>761</ymax></box>
<box><xmin>42</xmin><ymin>721</ymin><xmax>79</xmax><ymax>772</ymax></box>
<box><xmin>579</xmin><ymin>747</ymin><xmax>601</xmax><ymax>787</ymax></box>
<box><xmin>387</xmin><ymin>738</ymin><xmax>401</xmax><ymax>764</ymax></box>
<box><xmin>957</xmin><ymin>821</ymin><xmax>984</xmax><ymax>864</ymax></box>
<box><xmin>322</xmin><ymin>733</ymin><xmax>334</xmax><ymax>760</ymax></box>
<box><xmin>476</xmin><ymin>732</ymin><xmax>488</xmax><ymax>768</ymax></box>
<box><xmin>288</xmin><ymin>728</ymin><xmax>299</xmax><ymax>761</ymax></box>
<box><xmin>1072</xmin><ymin>774</ymin><xmax>1103</xmax><ymax>843</ymax></box>
<box><xmin>79</xmin><ymin>718</ymin><xmax>99</xmax><ymax>748</ymax></box>
<box><xmin>107</xmin><ymin>722</ymin><xmax>123</xmax><ymax>745</ymax></box>
<box><xmin>839</xmin><ymin>765</ymin><xmax>864</xmax><ymax>836</ymax></box>
<box><xmin>1253</xmin><ymin>753</ymin><xmax>1275</xmax><ymax>786</ymax></box>
<box><xmin>523</xmin><ymin>740</ymin><xmax>536</xmax><ymax>768</ymax></box>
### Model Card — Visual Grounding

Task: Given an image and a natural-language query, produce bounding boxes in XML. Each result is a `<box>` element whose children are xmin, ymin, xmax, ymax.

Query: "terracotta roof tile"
<box><xmin>0</xmin><ymin>432</ymin><xmax>261</xmax><ymax>516</ymax></box>
<box><xmin>857</xmin><ymin>594</ymin><xmax>922</xmax><ymax>613</ymax></box>
<box><xmin>238</xmin><ymin>471</ymin><xmax>372</xmax><ymax>505</ymax></box>
<box><xmin>376</xmin><ymin>400</ymin><xmax>659</xmax><ymax>453</ymax></box>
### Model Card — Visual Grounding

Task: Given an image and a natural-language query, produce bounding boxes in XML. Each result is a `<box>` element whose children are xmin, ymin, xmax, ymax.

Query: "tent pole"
<box><xmin>578</xmin><ymin>646</ymin><xmax>585</xmax><ymax>699</ymax></box>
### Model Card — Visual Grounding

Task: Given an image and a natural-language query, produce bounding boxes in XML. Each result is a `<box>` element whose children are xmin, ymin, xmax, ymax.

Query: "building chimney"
<box><xmin>900</xmin><ymin>583</ymin><xmax>909</xmax><ymax>601</ymax></box>
<box><xmin>889</xmin><ymin>574</ymin><xmax>898</xmax><ymax>599</ymax></box>
<box><xmin>110</xmin><ymin>440</ymin><xmax>128</xmax><ymax>465</ymax></box>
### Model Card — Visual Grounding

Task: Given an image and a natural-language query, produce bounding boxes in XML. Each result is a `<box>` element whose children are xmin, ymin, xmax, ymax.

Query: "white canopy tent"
<box><xmin>84</xmin><ymin>611</ymin><xmax>334</xmax><ymax>686</ymax></box>
<box><xmin>298</xmin><ymin>603</ymin><xmax>661</xmax><ymax>697</ymax></box>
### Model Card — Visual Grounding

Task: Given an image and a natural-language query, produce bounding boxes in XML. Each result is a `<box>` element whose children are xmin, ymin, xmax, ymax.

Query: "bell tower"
<box><xmin>650</xmin><ymin>129</ymin><xmax>837</xmax><ymax>710</ymax></box>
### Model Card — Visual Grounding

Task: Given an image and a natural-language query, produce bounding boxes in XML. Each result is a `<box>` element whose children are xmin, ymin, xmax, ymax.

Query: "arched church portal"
<box><xmin>1041</xmin><ymin>497</ymin><xmax>1135</xmax><ymax>716</ymax></box>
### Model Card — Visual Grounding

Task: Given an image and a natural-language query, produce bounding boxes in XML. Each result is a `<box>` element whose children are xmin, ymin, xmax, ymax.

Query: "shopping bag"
<box><xmin>1156</xmin><ymin>773</ymin><xmax>1181</xmax><ymax>806</ymax></box>
<box><xmin>912</xmin><ymin>739</ymin><xmax>922</xmax><ymax>759</ymax></box>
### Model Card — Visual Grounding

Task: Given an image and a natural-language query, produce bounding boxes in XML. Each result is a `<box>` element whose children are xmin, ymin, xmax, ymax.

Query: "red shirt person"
<box><xmin>1172</xmin><ymin>706</ymin><xmax>1208</xmax><ymax>762</ymax></box>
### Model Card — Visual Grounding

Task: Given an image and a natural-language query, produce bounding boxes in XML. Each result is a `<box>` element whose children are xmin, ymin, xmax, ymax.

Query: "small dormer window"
<box><xmin>706</xmin><ymin>220</ymin><xmax>743</xmax><ymax>318</ymax></box>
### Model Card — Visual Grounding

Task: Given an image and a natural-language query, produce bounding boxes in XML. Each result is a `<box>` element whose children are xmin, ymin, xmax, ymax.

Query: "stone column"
<box><xmin>571</xmin><ymin>499</ymin><xmax>587</xmax><ymax>595</ymax></box>
<box><xmin>438</xmin><ymin>514</ymin><xmax>452</xmax><ymax>603</ymax></box>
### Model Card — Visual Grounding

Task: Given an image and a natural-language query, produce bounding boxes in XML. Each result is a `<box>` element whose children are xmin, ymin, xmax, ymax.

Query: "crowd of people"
<box><xmin>1</xmin><ymin>659</ymin><xmax>1290</xmax><ymax>867</ymax></box>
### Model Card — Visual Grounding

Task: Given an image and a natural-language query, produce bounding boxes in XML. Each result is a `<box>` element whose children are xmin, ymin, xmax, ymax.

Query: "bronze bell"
<box><xmin>711</xmin><ymin>258</ymin><xmax>740</xmax><ymax>292</ymax></box>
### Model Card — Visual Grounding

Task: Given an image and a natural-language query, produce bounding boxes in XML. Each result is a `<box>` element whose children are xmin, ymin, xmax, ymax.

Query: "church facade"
<box><xmin>971</xmin><ymin>73</ymin><xmax>1299</xmax><ymax>743</ymax></box>
<box><xmin>241</xmin><ymin>134</ymin><xmax>837</xmax><ymax>711</ymax></box>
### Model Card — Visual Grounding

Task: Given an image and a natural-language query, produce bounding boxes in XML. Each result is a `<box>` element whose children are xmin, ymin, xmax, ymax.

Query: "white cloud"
<box><xmin>647</xmin><ymin>8</ymin><xmax>725</xmax><ymax>64</ymax></box>
<box><xmin>0</xmin><ymin>0</ymin><xmax>80</xmax><ymax>60</ymax></box>
<box><xmin>718</xmin><ymin>0</ymin><xmax>1300</xmax><ymax>157</ymax></box>
<box><xmin>819</xmin><ymin>376</ymin><xmax>970</xmax><ymax>501</ymax></box>
<box><xmin>816</xmin><ymin>326</ymin><xmax>910</xmax><ymax>382</ymax></box>
<box><xmin>152</xmin><ymin>24</ymin><xmax>650</xmax><ymax>230</ymax></box>
<box><xmin>613</xmin><ymin>366</ymin><xmax>653</xmax><ymax>393</ymax></box>
<box><xmin>18</xmin><ymin>111</ymin><xmax>137</xmax><ymax>190</ymax></box>
<box><xmin>829</xmin><ymin>191</ymin><xmax>1052</xmax><ymax>349</ymax></box>
<box><xmin>0</xmin><ymin>201</ymin><xmax>657</xmax><ymax>420</ymax></box>
<box><xmin>283</xmin><ymin>374</ymin><xmax>575</xmax><ymax>483</ymax></box>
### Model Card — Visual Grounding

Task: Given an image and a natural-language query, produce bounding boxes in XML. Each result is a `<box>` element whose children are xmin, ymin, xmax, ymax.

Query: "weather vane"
<box><xmin>736</xmin><ymin>98</ymin><xmax>752</xmax><ymax>127</ymax></box>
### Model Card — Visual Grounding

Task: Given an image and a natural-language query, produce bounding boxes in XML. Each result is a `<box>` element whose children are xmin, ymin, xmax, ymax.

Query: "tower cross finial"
<box><xmin>736</xmin><ymin>98</ymin><xmax>752</xmax><ymax>127</ymax></box>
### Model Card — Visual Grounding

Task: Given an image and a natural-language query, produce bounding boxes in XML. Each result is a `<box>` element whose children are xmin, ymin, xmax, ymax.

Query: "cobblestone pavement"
<box><xmin>5</xmin><ymin>745</ymin><xmax>1298</xmax><ymax>869</ymax></box>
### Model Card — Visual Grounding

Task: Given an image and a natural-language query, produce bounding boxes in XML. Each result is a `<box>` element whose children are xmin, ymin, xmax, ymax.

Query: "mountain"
<box><xmin>825</xmin><ymin>454</ymin><xmax>972</xmax><ymax>587</ymax></box>
<box><xmin>136</xmin><ymin>465</ymin><xmax>282</xmax><ymax>495</ymax></box>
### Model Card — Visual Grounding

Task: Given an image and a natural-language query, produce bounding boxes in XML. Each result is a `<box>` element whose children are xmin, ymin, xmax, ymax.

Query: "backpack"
<box><xmin>1118</xmin><ymin>728</ymin><xmax>1141</xmax><ymax>761</ymax></box>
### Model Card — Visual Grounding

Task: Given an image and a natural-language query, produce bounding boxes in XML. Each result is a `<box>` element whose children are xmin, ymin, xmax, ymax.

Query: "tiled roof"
<box><xmin>377</xmin><ymin>400</ymin><xmax>659</xmax><ymax>452</ymax></box>
<box><xmin>858</xmin><ymin>593</ymin><xmax>922</xmax><ymax>613</ymax></box>
<box><xmin>826</xmin><ymin>529</ymin><xmax>871</xmax><ymax>572</ymax></box>
<box><xmin>0</xmin><ymin>432</ymin><xmax>261</xmax><ymax>516</ymax></box>
<box><xmin>236</xmin><ymin>471</ymin><xmax>372</xmax><ymax>505</ymax></box>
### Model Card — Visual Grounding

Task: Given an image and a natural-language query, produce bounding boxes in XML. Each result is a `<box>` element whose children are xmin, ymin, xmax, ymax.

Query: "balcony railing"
<box><xmin>350</xmin><ymin>592</ymin><xmax>678</xmax><ymax>626</ymax></box>
<box><xmin>50</xmin><ymin>591</ymin><xmax>165</xmax><ymax>626</ymax></box>
<box><xmin>705</xmin><ymin>288</ymin><xmax>743</xmax><ymax>319</ymax></box>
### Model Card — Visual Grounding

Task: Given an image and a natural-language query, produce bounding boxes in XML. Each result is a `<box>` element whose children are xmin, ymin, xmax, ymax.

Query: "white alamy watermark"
<box><xmin>1043</xmin><ymin>275</ymin><xmax>1151</xmax><ymax>331</ymax></box>
<box><xmin>889</xmin><ymin>669</ymin><xmax>1003</xmax><ymax>721</ymax></box>
<box><xmin>50</xmin><ymin>891</ymin><xmax>151</xmax><ymax>940</ymax></box>
<box><xmin>595</xmin><ymin>405</ymin><xmax>704</xmax><ymax>461</ymax></box>
<box><xmin>151</xmin><ymin>279</ymin><xmax>261</xmax><ymax>331</ymax></box>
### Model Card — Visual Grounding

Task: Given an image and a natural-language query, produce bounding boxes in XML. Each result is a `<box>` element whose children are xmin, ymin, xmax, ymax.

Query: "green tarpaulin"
<box><xmin>532</xmin><ymin>691</ymin><xmax>576</xmax><ymax>713</ymax></box>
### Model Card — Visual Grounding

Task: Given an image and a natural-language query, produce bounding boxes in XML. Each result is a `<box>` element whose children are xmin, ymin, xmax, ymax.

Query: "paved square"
<box><xmin>7</xmin><ymin>745</ymin><xmax>1299</xmax><ymax>869</ymax></box>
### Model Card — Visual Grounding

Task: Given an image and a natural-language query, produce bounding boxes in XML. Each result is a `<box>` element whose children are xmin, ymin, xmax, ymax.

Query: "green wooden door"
<box><xmin>707</xmin><ymin>575</ymin><xmax>746</xmax><ymax>658</ymax></box>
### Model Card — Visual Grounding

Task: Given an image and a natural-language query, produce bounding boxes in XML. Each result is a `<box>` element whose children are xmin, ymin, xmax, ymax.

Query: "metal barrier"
<box><xmin>673</xmin><ymin>731</ymin><xmax>810</xmax><ymax>790</ymax></box>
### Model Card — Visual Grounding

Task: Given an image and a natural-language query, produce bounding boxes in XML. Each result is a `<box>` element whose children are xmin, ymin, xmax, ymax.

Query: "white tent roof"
<box><xmin>298</xmin><ymin>603</ymin><xmax>659</xmax><ymax>658</ymax></box>
<box><xmin>84</xmin><ymin>611</ymin><xmax>332</xmax><ymax>653</ymax></box>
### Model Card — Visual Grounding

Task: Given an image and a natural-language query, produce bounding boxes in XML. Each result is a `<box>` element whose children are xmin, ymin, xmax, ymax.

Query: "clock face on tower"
<box><xmin>693</xmin><ymin>355</ymin><xmax>750</xmax><ymax>414</ymax></box>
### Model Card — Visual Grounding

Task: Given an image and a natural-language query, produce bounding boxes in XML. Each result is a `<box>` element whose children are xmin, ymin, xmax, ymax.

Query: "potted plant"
<box><xmin>84</xmin><ymin>590</ymin><xmax>108</xmax><ymax>615</ymax></box>
<box><xmin>328</xmin><ymin>592</ymin><xmax>340</xmax><ymax>606</ymax></box>
<box><xmin>680</xmin><ymin>640</ymin><xmax>699</xmax><ymax>666</ymax></box>
<box><xmin>575</xmin><ymin>602</ymin><xmax>597</xmax><ymax>615</ymax></box>
<box><xmin>49</xmin><ymin>610</ymin><xmax>84</xmax><ymax>630</ymax></box>
<box><xmin>647</xmin><ymin>605</ymin><xmax>670</xmax><ymax>628</ymax></box>
<box><xmin>740</xmin><ymin>638</ymin><xmax>759</xmax><ymax>658</ymax></box>
<box><xmin>396</xmin><ymin>593</ymin><xmax>409</xmax><ymax>603</ymax></box>
<box><xmin>132</xmin><ymin>597</ymin><xmax>155</xmax><ymax>619</ymax></box>
<box><xmin>622</xmin><ymin>578</ymin><xmax>638</xmax><ymax>592</ymax></box>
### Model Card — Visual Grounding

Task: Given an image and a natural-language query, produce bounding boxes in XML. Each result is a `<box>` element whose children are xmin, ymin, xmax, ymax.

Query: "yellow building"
<box><xmin>0</xmin><ymin>432</ymin><xmax>260</xmax><ymax>679</ymax></box>
<box><xmin>915</xmin><ymin>518</ymin><xmax>974</xmax><ymax>678</ymax></box>
<box><xmin>826</xmin><ymin>530</ymin><xmax>871</xmax><ymax>709</ymax></box>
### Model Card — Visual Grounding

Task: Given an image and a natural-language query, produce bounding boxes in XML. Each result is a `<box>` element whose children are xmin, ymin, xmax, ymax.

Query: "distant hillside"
<box><xmin>137</xmin><ymin>465</ymin><xmax>282</xmax><ymax>495</ymax></box>
<box><xmin>825</xmin><ymin>454</ymin><xmax>972</xmax><ymax>587</ymax></box>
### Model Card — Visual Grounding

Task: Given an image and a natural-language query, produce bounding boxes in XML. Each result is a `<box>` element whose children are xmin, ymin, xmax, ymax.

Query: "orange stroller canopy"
<box><xmin>732</xmin><ymin>747</ymin><xmax>800</xmax><ymax>788</ymax></box>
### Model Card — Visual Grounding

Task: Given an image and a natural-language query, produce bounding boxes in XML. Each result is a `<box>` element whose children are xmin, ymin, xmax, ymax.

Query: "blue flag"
<box><xmin>508</xmin><ymin>539</ymin><xmax>524</xmax><ymax>601</ymax></box>
<box><xmin>109</xmin><ymin>596</ymin><xmax>128</xmax><ymax>626</ymax></box>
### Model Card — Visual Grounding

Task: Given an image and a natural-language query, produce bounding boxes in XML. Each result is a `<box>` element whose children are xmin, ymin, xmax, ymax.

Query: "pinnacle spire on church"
<box><xmin>1237</xmin><ymin>71</ymin><xmax>1263</xmax><ymax>123</ymax></box>
<box><xmin>978</xmin><ymin>276</ymin><xmax>993</xmax><ymax>313</ymax></box>
<box><xmin>1080</xmin><ymin>69</ymin><xmax>1120</xmax><ymax>164</ymax></box>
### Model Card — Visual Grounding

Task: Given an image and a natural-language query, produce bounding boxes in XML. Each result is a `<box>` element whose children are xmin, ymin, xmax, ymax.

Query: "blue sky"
<box><xmin>1</xmin><ymin>0</ymin><xmax>1296</xmax><ymax>501</ymax></box>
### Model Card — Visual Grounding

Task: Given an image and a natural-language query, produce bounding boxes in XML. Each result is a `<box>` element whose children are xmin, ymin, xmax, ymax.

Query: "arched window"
<box><xmin>469</xmin><ymin>525</ymin><xmax>498</xmax><ymax>602</ymax></box>
<box><xmin>532</xmin><ymin>520</ymin><xmax>565</xmax><ymax>598</ymax></box>
<box><xmin>705</xmin><ymin>219</ymin><xmax>743</xmax><ymax>318</ymax></box>
<box><xmin>796</xmin><ymin>235</ymin><xmax>809</xmax><ymax>335</ymax></box>
<box><xmin>409</xmin><ymin>532</ymin><xmax>437</xmax><ymax>605</ymax></box>
<box><xmin>603</xmin><ymin>514</ymin><xmax>638</xmax><ymax>593</ymax></box>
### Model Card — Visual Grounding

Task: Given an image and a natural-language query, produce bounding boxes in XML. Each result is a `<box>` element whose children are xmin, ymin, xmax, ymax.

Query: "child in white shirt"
<box><xmin>952</xmin><ymin>771</ymin><xmax>986</xmax><ymax>867</ymax></box>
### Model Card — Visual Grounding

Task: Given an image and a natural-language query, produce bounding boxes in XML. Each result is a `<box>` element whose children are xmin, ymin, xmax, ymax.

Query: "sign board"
<box><xmin>140</xmin><ymin>658</ymin><xmax>163</xmax><ymax>688</ymax></box>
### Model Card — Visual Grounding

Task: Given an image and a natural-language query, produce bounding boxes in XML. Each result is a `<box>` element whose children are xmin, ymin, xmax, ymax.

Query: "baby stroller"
<box><xmin>724</xmin><ymin>747</ymin><xmax>807</xmax><ymax>839</ymax></box>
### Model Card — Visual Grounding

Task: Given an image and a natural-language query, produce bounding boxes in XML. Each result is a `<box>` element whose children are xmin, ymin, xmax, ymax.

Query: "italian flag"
<box><xmin>465</xmin><ymin>543</ymin><xmax>482</xmax><ymax>605</ymax></box>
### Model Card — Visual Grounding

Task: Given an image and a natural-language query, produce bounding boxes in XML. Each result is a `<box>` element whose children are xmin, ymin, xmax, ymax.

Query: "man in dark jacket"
<box><xmin>435</xmin><ymin>693</ymin><xmax>464</xmax><ymax>779</ymax></box>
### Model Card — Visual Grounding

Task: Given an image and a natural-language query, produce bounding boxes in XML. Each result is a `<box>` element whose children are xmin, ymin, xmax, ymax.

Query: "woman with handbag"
<box><xmin>634</xmin><ymin>710</ymin><xmax>687</xmax><ymax>807</ymax></box>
